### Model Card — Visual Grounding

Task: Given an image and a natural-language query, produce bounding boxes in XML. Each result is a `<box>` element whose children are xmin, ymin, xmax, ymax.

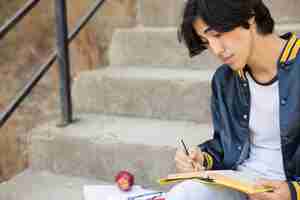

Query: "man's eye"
<box><xmin>213</xmin><ymin>33</ymin><xmax>222</xmax><ymax>38</ymax></box>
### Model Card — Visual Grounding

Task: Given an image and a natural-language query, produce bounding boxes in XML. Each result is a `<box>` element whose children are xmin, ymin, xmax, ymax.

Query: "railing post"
<box><xmin>55</xmin><ymin>0</ymin><xmax>73</xmax><ymax>126</ymax></box>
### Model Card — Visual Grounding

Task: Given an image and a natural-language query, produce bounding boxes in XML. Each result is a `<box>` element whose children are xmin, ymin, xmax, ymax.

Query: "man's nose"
<box><xmin>208</xmin><ymin>38</ymin><xmax>225</xmax><ymax>57</ymax></box>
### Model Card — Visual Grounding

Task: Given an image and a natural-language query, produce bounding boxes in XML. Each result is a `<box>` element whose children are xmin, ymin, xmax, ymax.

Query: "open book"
<box><xmin>158</xmin><ymin>170</ymin><xmax>274</xmax><ymax>194</ymax></box>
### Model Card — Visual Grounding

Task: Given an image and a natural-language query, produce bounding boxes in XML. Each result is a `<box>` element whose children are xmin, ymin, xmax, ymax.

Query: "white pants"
<box><xmin>165</xmin><ymin>180</ymin><xmax>248</xmax><ymax>200</ymax></box>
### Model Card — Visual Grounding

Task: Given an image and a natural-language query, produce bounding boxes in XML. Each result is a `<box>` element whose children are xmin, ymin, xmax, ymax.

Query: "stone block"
<box><xmin>138</xmin><ymin>0</ymin><xmax>300</xmax><ymax>27</ymax></box>
<box><xmin>109</xmin><ymin>27</ymin><xmax>221</xmax><ymax>69</ymax></box>
<box><xmin>73</xmin><ymin>67</ymin><xmax>214</xmax><ymax>123</ymax></box>
<box><xmin>0</xmin><ymin>170</ymin><xmax>105</xmax><ymax>200</ymax></box>
<box><xmin>29</xmin><ymin>114</ymin><xmax>213</xmax><ymax>186</ymax></box>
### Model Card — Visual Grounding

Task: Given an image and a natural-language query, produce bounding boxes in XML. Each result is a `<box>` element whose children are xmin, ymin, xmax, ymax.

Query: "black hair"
<box><xmin>179</xmin><ymin>0</ymin><xmax>275</xmax><ymax>57</ymax></box>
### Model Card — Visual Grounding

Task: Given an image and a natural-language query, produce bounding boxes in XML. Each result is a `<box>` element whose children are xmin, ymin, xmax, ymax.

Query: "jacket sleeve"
<box><xmin>288</xmin><ymin>145</ymin><xmax>300</xmax><ymax>200</ymax></box>
<box><xmin>198</xmin><ymin>73</ymin><xmax>225</xmax><ymax>170</ymax></box>
<box><xmin>288</xmin><ymin>181</ymin><xmax>300</xmax><ymax>200</ymax></box>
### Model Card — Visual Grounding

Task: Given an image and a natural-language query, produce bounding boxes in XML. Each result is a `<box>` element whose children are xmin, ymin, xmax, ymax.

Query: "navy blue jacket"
<box><xmin>199</xmin><ymin>32</ymin><xmax>300</xmax><ymax>199</ymax></box>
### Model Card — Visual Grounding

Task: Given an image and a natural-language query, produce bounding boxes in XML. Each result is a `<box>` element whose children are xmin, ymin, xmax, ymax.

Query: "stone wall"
<box><xmin>0</xmin><ymin>0</ymin><xmax>137</xmax><ymax>182</ymax></box>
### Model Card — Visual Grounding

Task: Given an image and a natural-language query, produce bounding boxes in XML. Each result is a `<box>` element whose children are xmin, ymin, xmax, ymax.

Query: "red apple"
<box><xmin>115</xmin><ymin>171</ymin><xmax>134</xmax><ymax>192</ymax></box>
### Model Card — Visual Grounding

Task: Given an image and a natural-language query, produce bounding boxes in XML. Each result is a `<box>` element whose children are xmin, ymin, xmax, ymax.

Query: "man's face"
<box><xmin>193</xmin><ymin>18</ymin><xmax>254</xmax><ymax>71</ymax></box>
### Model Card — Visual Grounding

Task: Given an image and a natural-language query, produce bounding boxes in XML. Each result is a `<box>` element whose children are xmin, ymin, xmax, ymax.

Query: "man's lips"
<box><xmin>222</xmin><ymin>55</ymin><xmax>234</xmax><ymax>64</ymax></box>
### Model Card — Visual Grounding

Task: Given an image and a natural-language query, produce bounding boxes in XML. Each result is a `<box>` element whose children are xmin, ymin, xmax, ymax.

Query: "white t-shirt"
<box><xmin>237</xmin><ymin>72</ymin><xmax>286</xmax><ymax>180</ymax></box>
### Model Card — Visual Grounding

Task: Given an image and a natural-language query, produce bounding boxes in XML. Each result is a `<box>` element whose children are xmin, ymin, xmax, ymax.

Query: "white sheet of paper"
<box><xmin>83</xmin><ymin>185</ymin><xmax>158</xmax><ymax>200</ymax></box>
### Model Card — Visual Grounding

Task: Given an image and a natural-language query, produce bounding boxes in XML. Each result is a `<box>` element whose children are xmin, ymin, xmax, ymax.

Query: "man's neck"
<box><xmin>247</xmin><ymin>33</ymin><xmax>287</xmax><ymax>83</ymax></box>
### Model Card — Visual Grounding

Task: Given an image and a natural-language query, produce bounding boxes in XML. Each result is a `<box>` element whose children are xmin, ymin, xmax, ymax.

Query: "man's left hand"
<box><xmin>248</xmin><ymin>179</ymin><xmax>291</xmax><ymax>200</ymax></box>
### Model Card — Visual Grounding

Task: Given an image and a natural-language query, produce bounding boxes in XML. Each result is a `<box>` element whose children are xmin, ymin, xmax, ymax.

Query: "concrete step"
<box><xmin>0</xmin><ymin>169</ymin><xmax>107</xmax><ymax>200</ymax></box>
<box><xmin>109</xmin><ymin>24</ymin><xmax>300</xmax><ymax>68</ymax></box>
<box><xmin>109</xmin><ymin>27</ymin><xmax>221</xmax><ymax>69</ymax></box>
<box><xmin>73</xmin><ymin>66</ymin><xmax>214</xmax><ymax>123</ymax></box>
<box><xmin>137</xmin><ymin>0</ymin><xmax>300</xmax><ymax>27</ymax></box>
<box><xmin>29</xmin><ymin>114</ymin><xmax>213</xmax><ymax>187</ymax></box>
<box><xmin>137</xmin><ymin>0</ymin><xmax>184</xmax><ymax>27</ymax></box>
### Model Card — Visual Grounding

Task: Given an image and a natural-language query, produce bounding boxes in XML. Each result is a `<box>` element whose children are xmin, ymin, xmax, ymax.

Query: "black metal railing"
<box><xmin>0</xmin><ymin>0</ymin><xmax>40</xmax><ymax>40</ymax></box>
<box><xmin>0</xmin><ymin>0</ymin><xmax>106</xmax><ymax>128</ymax></box>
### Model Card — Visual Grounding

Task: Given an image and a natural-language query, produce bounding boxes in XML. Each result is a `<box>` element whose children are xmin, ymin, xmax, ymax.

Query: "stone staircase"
<box><xmin>1</xmin><ymin>0</ymin><xmax>300</xmax><ymax>199</ymax></box>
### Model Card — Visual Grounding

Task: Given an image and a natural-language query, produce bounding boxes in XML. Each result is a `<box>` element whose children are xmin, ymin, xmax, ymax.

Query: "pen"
<box><xmin>180</xmin><ymin>139</ymin><xmax>195</xmax><ymax>169</ymax></box>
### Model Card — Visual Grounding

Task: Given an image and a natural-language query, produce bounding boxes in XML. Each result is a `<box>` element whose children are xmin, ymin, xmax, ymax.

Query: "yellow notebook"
<box><xmin>158</xmin><ymin>170</ymin><xmax>274</xmax><ymax>194</ymax></box>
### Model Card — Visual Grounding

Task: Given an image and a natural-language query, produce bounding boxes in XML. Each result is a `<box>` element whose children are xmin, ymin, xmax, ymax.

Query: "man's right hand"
<box><xmin>174</xmin><ymin>146</ymin><xmax>205</xmax><ymax>173</ymax></box>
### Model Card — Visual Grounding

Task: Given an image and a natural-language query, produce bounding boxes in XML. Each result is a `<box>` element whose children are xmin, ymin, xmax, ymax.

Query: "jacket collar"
<box><xmin>278</xmin><ymin>32</ymin><xmax>300</xmax><ymax>67</ymax></box>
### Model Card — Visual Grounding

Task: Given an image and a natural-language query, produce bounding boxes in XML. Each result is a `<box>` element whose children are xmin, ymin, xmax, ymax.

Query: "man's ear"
<box><xmin>248</xmin><ymin>17</ymin><xmax>255</xmax><ymax>26</ymax></box>
<box><xmin>248</xmin><ymin>17</ymin><xmax>257</xmax><ymax>33</ymax></box>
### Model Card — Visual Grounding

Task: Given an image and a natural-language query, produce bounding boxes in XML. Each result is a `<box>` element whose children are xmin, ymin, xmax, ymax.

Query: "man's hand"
<box><xmin>174</xmin><ymin>146</ymin><xmax>205</xmax><ymax>173</ymax></box>
<box><xmin>248</xmin><ymin>179</ymin><xmax>291</xmax><ymax>200</ymax></box>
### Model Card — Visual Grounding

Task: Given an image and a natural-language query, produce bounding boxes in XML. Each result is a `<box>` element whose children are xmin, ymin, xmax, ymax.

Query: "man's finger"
<box><xmin>176</xmin><ymin>163</ymin><xmax>194</xmax><ymax>173</ymax></box>
<box><xmin>248</xmin><ymin>192</ymin><xmax>275</xmax><ymax>200</ymax></box>
<box><xmin>176</xmin><ymin>149</ymin><xmax>191</xmax><ymax>161</ymax></box>
<box><xmin>248</xmin><ymin>194</ymin><xmax>260</xmax><ymax>200</ymax></box>
<box><xmin>175</xmin><ymin>156</ymin><xmax>194</xmax><ymax>166</ymax></box>
<box><xmin>189</xmin><ymin>146</ymin><xmax>204</xmax><ymax>165</ymax></box>
<box><xmin>175</xmin><ymin>159</ymin><xmax>195</xmax><ymax>169</ymax></box>
<box><xmin>248</xmin><ymin>194</ymin><xmax>264</xmax><ymax>200</ymax></box>
<box><xmin>255</xmin><ymin>179</ymin><xmax>280</xmax><ymax>190</ymax></box>
<box><xmin>175</xmin><ymin>153</ymin><xmax>190</xmax><ymax>166</ymax></box>
<box><xmin>193</xmin><ymin>161</ymin><xmax>205</xmax><ymax>171</ymax></box>
<box><xmin>176</xmin><ymin>160</ymin><xmax>194</xmax><ymax>169</ymax></box>
<box><xmin>189</xmin><ymin>146</ymin><xmax>200</xmax><ymax>160</ymax></box>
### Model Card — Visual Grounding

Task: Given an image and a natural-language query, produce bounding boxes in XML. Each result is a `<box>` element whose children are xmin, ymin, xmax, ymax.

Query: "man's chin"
<box><xmin>227</xmin><ymin>64</ymin><xmax>238</xmax><ymax>71</ymax></box>
<box><xmin>227</xmin><ymin>63</ymin><xmax>244</xmax><ymax>72</ymax></box>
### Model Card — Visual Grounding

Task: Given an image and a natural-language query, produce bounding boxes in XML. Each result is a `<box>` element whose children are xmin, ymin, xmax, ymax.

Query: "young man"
<box><xmin>167</xmin><ymin>0</ymin><xmax>300</xmax><ymax>200</ymax></box>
